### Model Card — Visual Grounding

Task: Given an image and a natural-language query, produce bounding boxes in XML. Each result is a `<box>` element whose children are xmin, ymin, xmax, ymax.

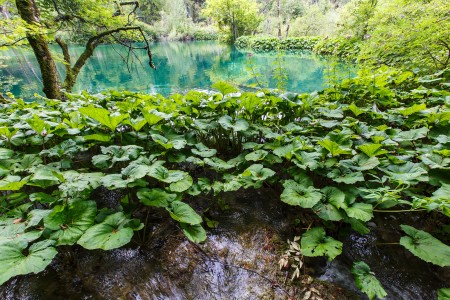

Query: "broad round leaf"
<box><xmin>280</xmin><ymin>180</ymin><xmax>322</xmax><ymax>208</ymax></box>
<box><xmin>169</xmin><ymin>173</ymin><xmax>193</xmax><ymax>192</ymax></box>
<box><xmin>180</xmin><ymin>223</ymin><xmax>207</xmax><ymax>243</ymax></box>
<box><xmin>0</xmin><ymin>239</ymin><xmax>57</xmax><ymax>285</ymax></box>
<box><xmin>300</xmin><ymin>227</ymin><xmax>342</xmax><ymax>260</ymax></box>
<box><xmin>137</xmin><ymin>188</ymin><xmax>177</xmax><ymax>208</ymax></box>
<box><xmin>77</xmin><ymin>212</ymin><xmax>137</xmax><ymax>250</ymax></box>
<box><xmin>400</xmin><ymin>225</ymin><xmax>450</xmax><ymax>267</ymax></box>
<box><xmin>167</xmin><ymin>201</ymin><xmax>202</xmax><ymax>225</ymax></box>
<box><xmin>44</xmin><ymin>200</ymin><xmax>97</xmax><ymax>245</ymax></box>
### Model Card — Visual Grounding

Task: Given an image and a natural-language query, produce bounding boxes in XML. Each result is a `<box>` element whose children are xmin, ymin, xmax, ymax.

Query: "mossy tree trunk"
<box><xmin>14</xmin><ymin>0</ymin><xmax>155</xmax><ymax>99</ymax></box>
<box><xmin>56</xmin><ymin>26</ymin><xmax>155</xmax><ymax>93</ymax></box>
<box><xmin>15</xmin><ymin>0</ymin><xmax>61</xmax><ymax>99</ymax></box>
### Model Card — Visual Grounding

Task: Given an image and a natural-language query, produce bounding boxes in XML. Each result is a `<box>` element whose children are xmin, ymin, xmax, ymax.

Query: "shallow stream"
<box><xmin>1</xmin><ymin>189</ymin><xmax>448</xmax><ymax>299</ymax></box>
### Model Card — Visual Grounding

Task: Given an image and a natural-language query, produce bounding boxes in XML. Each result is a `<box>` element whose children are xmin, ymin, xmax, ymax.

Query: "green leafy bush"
<box><xmin>235</xmin><ymin>36</ymin><xmax>322</xmax><ymax>53</ymax></box>
<box><xmin>235</xmin><ymin>36</ymin><xmax>351</xmax><ymax>58</ymax></box>
<box><xmin>0</xmin><ymin>67</ymin><xmax>449</xmax><ymax>288</ymax></box>
<box><xmin>313</xmin><ymin>37</ymin><xmax>360</xmax><ymax>59</ymax></box>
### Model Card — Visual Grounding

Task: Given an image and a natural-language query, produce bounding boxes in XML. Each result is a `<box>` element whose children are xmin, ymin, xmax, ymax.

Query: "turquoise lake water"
<box><xmin>0</xmin><ymin>41</ymin><xmax>354</xmax><ymax>98</ymax></box>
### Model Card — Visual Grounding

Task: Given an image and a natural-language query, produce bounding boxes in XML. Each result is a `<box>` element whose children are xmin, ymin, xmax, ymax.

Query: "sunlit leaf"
<box><xmin>280</xmin><ymin>180</ymin><xmax>322</xmax><ymax>208</ymax></box>
<box><xmin>400</xmin><ymin>225</ymin><xmax>450</xmax><ymax>267</ymax></box>
<box><xmin>77</xmin><ymin>212</ymin><xmax>140</xmax><ymax>250</ymax></box>
<box><xmin>0</xmin><ymin>239</ymin><xmax>58</xmax><ymax>286</ymax></box>
<box><xmin>352</xmin><ymin>261</ymin><xmax>387</xmax><ymax>300</ymax></box>
<box><xmin>301</xmin><ymin>227</ymin><xmax>342</xmax><ymax>260</ymax></box>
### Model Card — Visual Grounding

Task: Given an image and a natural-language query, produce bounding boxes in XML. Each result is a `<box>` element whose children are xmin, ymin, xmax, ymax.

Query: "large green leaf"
<box><xmin>245</xmin><ymin>150</ymin><xmax>269</xmax><ymax>161</ymax></box>
<box><xmin>204</xmin><ymin>157</ymin><xmax>234</xmax><ymax>171</ymax></box>
<box><xmin>59</xmin><ymin>171</ymin><xmax>103</xmax><ymax>198</ymax></box>
<box><xmin>29</xmin><ymin>166</ymin><xmax>62</xmax><ymax>188</ymax></box>
<box><xmin>148</xmin><ymin>165</ymin><xmax>187</xmax><ymax>183</ymax></box>
<box><xmin>192</xmin><ymin>143</ymin><xmax>217</xmax><ymax>158</ymax></box>
<box><xmin>399</xmin><ymin>225</ymin><xmax>450</xmax><ymax>267</ymax></box>
<box><xmin>169</xmin><ymin>173</ymin><xmax>193</xmax><ymax>192</ymax></box>
<box><xmin>393</xmin><ymin>127</ymin><xmax>428</xmax><ymax>142</ymax></box>
<box><xmin>44</xmin><ymin>200</ymin><xmax>97</xmax><ymax>245</ymax></box>
<box><xmin>351</xmin><ymin>261</ymin><xmax>387</xmax><ymax>300</ymax></box>
<box><xmin>218</xmin><ymin>115</ymin><xmax>249</xmax><ymax>132</ymax></box>
<box><xmin>141</xmin><ymin>110</ymin><xmax>164</xmax><ymax>125</ymax></box>
<box><xmin>313</xmin><ymin>202</ymin><xmax>343</xmax><ymax>221</ymax></box>
<box><xmin>313</xmin><ymin>187</ymin><xmax>345</xmax><ymax>221</ymax></box>
<box><xmin>421</xmin><ymin>154</ymin><xmax>450</xmax><ymax>169</ymax></box>
<box><xmin>300</xmin><ymin>227</ymin><xmax>342</xmax><ymax>260</ymax></box>
<box><xmin>83</xmin><ymin>133</ymin><xmax>112</xmax><ymax>142</ymax></box>
<box><xmin>321</xmin><ymin>186</ymin><xmax>346</xmax><ymax>208</ymax></box>
<box><xmin>121</xmin><ymin>163</ymin><xmax>151</xmax><ymax>181</ymax></box>
<box><xmin>318</xmin><ymin>139</ymin><xmax>351</xmax><ymax>157</ymax></box>
<box><xmin>101</xmin><ymin>174</ymin><xmax>130</xmax><ymax>189</ymax></box>
<box><xmin>0</xmin><ymin>148</ymin><xmax>13</xmax><ymax>160</ymax></box>
<box><xmin>180</xmin><ymin>223</ymin><xmax>207</xmax><ymax>243</ymax></box>
<box><xmin>432</xmin><ymin>184</ymin><xmax>450</xmax><ymax>201</ymax></box>
<box><xmin>328</xmin><ymin>168</ymin><xmax>365</xmax><ymax>184</ymax></box>
<box><xmin>344</xmin><ymin>203</ymin><xmax>373</xmax><ymax>222</ymax></box>
<box><xmin>241</xmin><ymin>164</ymin><xmax>276</xmax><ymax>181</ymax></box>
<box><xmin>0</xmin><ymin>239</ymin><xmax>58</xmax><ymax>285</ymax></box>
<box><xmin>384</xmin><ymin>162</ymin><xmax>428</xmax><ymax>185</ymax></box>
<box><xmin>0</xmin><ymin>175</ymin><xmax>28</xmax><ymax>191</ymax></box>
<box><xmin>137</xmin><ymin>188</ymin><xmax>177</xmax><ymax>208</ymax></box>
<box><xmin>280</xmin><ymin>180</ymin><xmax>322</xmax><ymax>208</ymax></box>
<box><xmin>212</xmin><ymin>81</ymin><xmax>238</xmax><ymax>95</ymax></box>
<box><xmin>293</xmin><ymin>151</ymin><xmax>321</xmax><ymax>170</ymax></box>
<box><xmin>167</xmin><ymin>201</ymin><xmax>202</xmax><ymax>225</ymax></box>
<box><xmin>438</xmin><ymin>288</ymin><xmax>450</xmax><ymax>300</ymax></box>
<box><xmin>41</xmin><ymin>139</ymin><xmax>80</xmax><ymax>158</ymax></box>
<box><xmin>79</xmin><ymin>105</ymin><xmax>128</xmax><ymax>131</ymax></box>
<box><xmin>398</xmin><ymin>103</ymin><xmax>426</xmax><ymax>116</ymax></box>
<box><xmin>26</xmin><ymin>114</ymin><xmax>47</xmax><ymax>134</ymax></box>
<box><xmin>77</xmin><ymin>212</ymin><xmax>140</xmax><ymax>250</ymax></box>
<box><xmin>358</xmin><ymin>144</ymin><xmax>387</xmax><ymax>157</ymax></box>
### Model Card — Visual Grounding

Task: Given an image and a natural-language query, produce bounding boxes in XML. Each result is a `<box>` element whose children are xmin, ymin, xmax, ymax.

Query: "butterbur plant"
<box><xmin>0</xmin><ymin>67</ymin><xmax>449</xmax><ymax>296</ymax></box>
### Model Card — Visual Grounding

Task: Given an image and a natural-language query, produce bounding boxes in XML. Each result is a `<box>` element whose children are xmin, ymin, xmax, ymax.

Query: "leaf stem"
<box><xmin>373</xmin><ymin>209</ymin><xmax>427</xmax><ymax>213</ymax></box>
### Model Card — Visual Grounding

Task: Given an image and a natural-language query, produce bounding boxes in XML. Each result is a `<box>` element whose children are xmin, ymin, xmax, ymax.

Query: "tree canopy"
<box><xmin>202</xmin><ymin>0</ymin><xmax>262</xmax><ymax>42</ymax></box>
<box><xmin>0</xmin><ymin>0</ymin><xmax>155</xmax><ymax>99</ymax></box>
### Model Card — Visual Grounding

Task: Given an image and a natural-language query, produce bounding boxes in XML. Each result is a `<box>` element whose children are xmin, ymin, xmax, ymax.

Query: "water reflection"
<box><xmin>0</xmin><ymin>41</ymin><xmax>354</xmax><ymax>99</ymax></box>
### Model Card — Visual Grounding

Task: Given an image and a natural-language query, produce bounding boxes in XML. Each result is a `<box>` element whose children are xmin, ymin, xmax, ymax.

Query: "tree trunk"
<box><xmin>59</xmin><ymin>26</ymin><xmax>155</xmax><ymax>92</ymax></box>
<box><xmin>15</xmin><ymin>0</ymin><xmax>61</xmax><ymax>99</ymax></box>
<box><xmin>277</xmin><ymin>0</ymin><xmax>281</xmax><ymax>38</ymax></box>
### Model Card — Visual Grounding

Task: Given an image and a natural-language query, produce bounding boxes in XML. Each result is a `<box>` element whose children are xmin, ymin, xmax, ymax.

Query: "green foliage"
<box><xmin>0</xmin><ymin>239</ymin><xmax>58</xmax><ymax>286</ymax></box>
<box><xmin>313</xmin><ymin>37</ymin><xmax>360</xmax><ymax>59</ymax></box>
<box><xmin>400</xmin><ymin>225</ymin><xmax>450</xmax><ymax>267</ymax></box>
<box><xmin>351</xmin><ymin>261</ymin><xmax>387</xmax><ymax>300</ymax></box>
<box><xmin>340</xmin><ymin>0</ymin><xmax>450</xmax><ymax>72</ymax></box>
<box><xmin>202</xmin><ymin>0</ymin><xmax>262</xmax><ymax>42</ymax></box>
<box><xmin>77</xmin><ymin>212</ymin><xmax>141</xmax><ymax>250</ymax></box>
<box><xmin>280</xmin><ymin>180</ymin><xmax>322</xmax><ymax>208</ymax></box>
<box><xmin>236</xmin><ymin>36</ymin><xmax>321</xmax><ymax>53</ymax></box>
<box><xmin>300</xmin><ymin>227</ymin><xmax>343</xmax><ymax>260</ymax></box>
<box><xmin>0</xmin><ymin>66</ymin><xmax>449</xmax><ymax>284</ymax></box>
<box><xmin>438</xmin><ymin>288</ymin><xmax>450</xmax><ymax>300</ymax></box>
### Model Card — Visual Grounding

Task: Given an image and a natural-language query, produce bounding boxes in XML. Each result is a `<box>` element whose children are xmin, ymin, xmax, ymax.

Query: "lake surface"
<box><xmin>0</xmin><ymin>41</ymin><xmax>354</xmax><ymax>98</ymax></box>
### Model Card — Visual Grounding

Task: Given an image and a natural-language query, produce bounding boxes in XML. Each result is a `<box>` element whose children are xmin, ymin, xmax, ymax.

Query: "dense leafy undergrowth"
<box><xmin>235</xmin><ymin>35</ymin><xmax>359</xmax><ymax>59</ymax></box>
<box><xmin>0</xmin><ymin>66</ymin><xmax>450</xmax><ymax>297</ymax></box>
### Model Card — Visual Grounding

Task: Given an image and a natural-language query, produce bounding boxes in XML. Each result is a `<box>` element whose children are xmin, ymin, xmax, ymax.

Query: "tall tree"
<box><xmin>1</xmin><ymin>0</ymin><xmax>155</xmax><ymax>99</ymax></box>
<box><xmin>202</xmin><ymin>0</ymin><xmax>261</xmax><ymax>42</ymax></box>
